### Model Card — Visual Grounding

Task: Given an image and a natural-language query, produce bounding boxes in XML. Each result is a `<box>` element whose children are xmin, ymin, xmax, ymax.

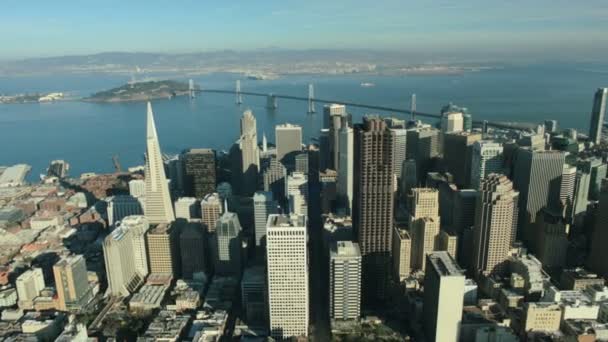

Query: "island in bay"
<box><xmin>84</xmin><ymin>80</ymin><xmax>197</xmax><ymax>103</ymax></box>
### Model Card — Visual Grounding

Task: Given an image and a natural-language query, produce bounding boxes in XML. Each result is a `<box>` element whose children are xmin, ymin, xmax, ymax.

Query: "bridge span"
<box><xmin>192</xmin><ymin>84</ymin><xmax>538</xmax><ymax>131</ymax></box>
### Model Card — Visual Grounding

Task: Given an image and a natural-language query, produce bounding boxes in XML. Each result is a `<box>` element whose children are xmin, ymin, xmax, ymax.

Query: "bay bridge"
<box><xmin>188</xmin><ymin>79</ymin><xmax>537</xmax><ymax>131</ymax></box>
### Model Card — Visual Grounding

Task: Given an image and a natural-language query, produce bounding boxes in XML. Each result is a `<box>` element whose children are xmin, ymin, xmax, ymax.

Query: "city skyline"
<box><xmin>2</xmin><ymin>5</ymin><xmax>608</xmax><ymax>339</ymax></box>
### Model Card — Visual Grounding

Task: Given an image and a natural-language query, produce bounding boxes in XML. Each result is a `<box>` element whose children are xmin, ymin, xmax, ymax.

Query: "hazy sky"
<box><xmin>2</xmin><ymin>0</ymin><xmax>608</xmax><ymax>59</ymax></box>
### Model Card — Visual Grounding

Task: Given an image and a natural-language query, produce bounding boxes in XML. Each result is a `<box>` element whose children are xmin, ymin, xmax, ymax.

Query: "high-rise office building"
<box><xmin>588</xmin><ymin>180</ymin><xmax>608</xmax><ymax>277</ymax></box>
<box><xmin>472</xmin><ymin>174</ymin><xmax>519</xmax><ymax>277</ymax></box>
<box><xmin>262</xmin><ymin>156</ymin><xmax>287</xmax><ymax>199</ymax></box>
<box><xmin>53</xmin><ymin>255</ymin><xmax>92</xmax><ymax>311</ymax></box>
<box><xmin>163</xmin><ymin>154</ymin><xmax>185</xmax><ymax>197</ymax></box>
<box><xmin>406</xmin><ymin>125</ymin><xmax>440</xmax><ymax>184</ymax></box>
<box><xmin>579</xmin><ymin>158</ymin><xmax>608</xmax><ymax>201</ymax></box>
<box><xmin>401</xmin><ymin>159</ymin><xmax>418</xmax><ymax>197</ymax></box>
<box><xmin>253</xmin><ymin>191</ymin><xmax>278</xmax><ymax>248</ymax></box>
<box><xmin>238</xmin><ymin>110</ymin><xmax>260</xmax><ymax>196</ymax></box>
<box><xmin>338</xmin><ymin>123</ymin><xmax>354</xmax><ymax>214</ymax></box>
<box><xmin>213</xmin><ymin>210</ymin><xmax>243</xmax><ymax>276</ymax></box>
<box><xmin>183</xmin><ymin>148</ymin><xmax>216</xmax><ymax>198</ymax></box>
<box><xmin>535</xmin><ymin>209</ymin><xmax>569</xmax><ymax>269</ymax></box>
<box><xmin>572</xmin><ymin>170</ymin><xmax>591</xmax><ymax>223</ymax></box>
<box><xmin>470</xmin><ymin>141</ymin><xmax>504</xmax><ymax>189</ymax></box>
<box><xmin>285</xmin><ymin>172</ymin><xmax>308</xmax><ymax>215</ymax></box>
<box><xmin>319</xmin><ymin>128</ymin><xmax>331</xmax><ymax>171</ymax></box>
<box><xmin>128</xmin><ymin>179</ymin><xmax>146</xmax><ymax>198</ymax></box>
<box><xmin>409</xmin><ymin>188</ymin><xmax>441</xmax><ymax>271</ymax></box>
<box><xmin>120</xmin><ymin>215</ymin><xmax>150</xmax><ymax>278</ymax></box>
<box><xmin>201</xmin><ymin>193</ymin><xmax>223</xmax><ymax>233</ymax></box>
<box><xmin>266</xmin><ymin>214</ymin><xmax>309</xmax><ymax>339</ymax></box>
<box><xmin>104</xmin><ymin>222</ymin><xmax>146</xmax><ymax>296</ymax></box>
<box><xmin>440</xmin><ymin>103</ymin><xmax>466</xmax><ymax>134</ymax></box>
<box><xmin>144</xmin><ymin>102</ymin><xmax>175</xmax><ymax>224</ymax></box>
<box><xmin>588</xmin><ymin>88</ymin><xmax>608</xmax><ymax>145</ymax></box>
<box><xmin>559</xmin><ymin>164</ymin><xmax>577</xmax><ymax>216</ymax></box>
<box><xmin>443</xmin><ymin>132</ymin><xmax>482</xmax><ymax>188</ymax></box>
<box><xmin>295</xmin><ymin>152</ymin><xmax>309</xmax><ymax>174</ymax></box>
<box><xmin>241</xmin><ymin>265</ymin><xmax>267</xmax><ymax>326</ymax></box>
<box><xmin>179</xmin><ymin>222</ymin><xmax>206</xmax><ymax>279</ymax></box>
<box><xmin>392</xmin><ymin>227</ymin><xmax>412</xmax><ymax>281</ymax></box>
<box><xmin>423</xmin><ymin>251</ymin><xmax>465</xmax><ymax>342</ymax></box>
<box><xmin>275</xmin><ymin>123</ymin><xmax>302</xmax><ymax>166</ymax></box>
<box><xmin>16</xmin><ymin>268</ymin><xmax>45</xmax><ymax>307</ymax></box>
<box><xmin>174</xmin><ymin>197</ymin><xmax>199</xmax><ymax>220</ymax></box>
<box><xmin>353</xmin><ymin>116</ymin><xmax>394</xmax><ymax>302</ymax></box>
<box><xmin>107</xmin><ymin>195</ymin><xmax>143</xmax><ymax>226</ymax></box>
<box><xmin>437</xmin><ymin>230</ymin><xmax>458</xmax><ymax>260</ymax></box>
<box><xmin>147</xmin><ymin>222</ymin><xmax>180</xmax><ymax>277</ymax></box>
<box><xmin>513</xmin><ymin>148</ymin><xmax>565</xmax><ymax>243</ymax></box>
<box><xmin>329</xmin><ymin>241</ymin><xmax>362</xmax><ymax>321</ymax></box>
<box><xmin>390</xmin><ymin>128</ymin><xmax>408</xmax><ymax>182</ymax></box>
<box><xmin>324</xmin><ymin>104</ymin><xmax>347</xmax><ymax>170</ymax></box>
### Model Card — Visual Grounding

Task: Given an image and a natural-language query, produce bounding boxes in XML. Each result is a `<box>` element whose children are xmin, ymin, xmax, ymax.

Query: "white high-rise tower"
<box><xmin>144</xmin><ymin>102</ymin><xmax>175</xmax><ymax>224</ymax></box>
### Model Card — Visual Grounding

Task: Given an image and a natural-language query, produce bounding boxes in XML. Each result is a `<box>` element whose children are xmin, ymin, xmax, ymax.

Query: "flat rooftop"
<box><xmin>333</xmin><ymin>241</ymin><xmax>361</xmax><ymax>257</ymax></box>
<box><xmin>268</xmin><ymin>214</ymin><xmax>306</xmax><ymax>228</ymax></box>
<box><xmin>428</xmin><ymin>251</ymin><xmax>464</xmax><ymax>277</ymax></box>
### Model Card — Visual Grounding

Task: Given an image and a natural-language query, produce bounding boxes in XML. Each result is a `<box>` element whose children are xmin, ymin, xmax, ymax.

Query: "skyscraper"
<box><xmin>179</xmin><ymin>222</ymin><xmax>206</xmax><ymax>279</ymax></box>
<box><xmin>337</xmin><ymin>122</ymin><xmax>354</xmax><ymax>214</ymax></box>
<box><xmin>201</xmin><ymin>193</ymin><xmax>223</xmax><ymax>233</ymax></box>
<box><xmin>107</xmin><ymin>195</ymin><xmax>143</xmax><ymax>226</ymax></box>
<box><xmin>174</xmin><ymin>197</ymin><xmax>199</xmax><ymax>220</ymax></box>
<box><xmin>423</xmin><ymin>251</ymin><xmax>465</xmax><ymax>342</ymax></box>
<box><xmin>472</xmin><ymin>174</ymin><xmax>519</xmax><ymax>276</ymax></box>
<box><xmin>440</xmin><ymin>103</ymin><xmax>466</xmax><ymax>134</ymax></box>
<box><xmin>400</xmin><ymin>159</ymin><xmax>418</xmax><ymax>197</ymax></box>
<box><xmin>443</xmin><ymin>132</ymin><xmax>481</xmax><ymax>188</ymax></box>
<box><xmin>588</xmin><ymin>180</ymin><xmax>608</xmax><ymax>277</ymax></box>
<box><xmin>588</xmin><ymin>88</ymin><xmax>608</xmax><ymax>145</ymax></box>
<box><xmin>253</xmin><ymin>191</ymin><xmax>278</xmax><ymax>248</ymax></box>
<box><xmin>266</xmin><ymin>214</ymin><xmax>309</xmax><ymax>339</ymax></box>
<box><xmin>470</xmin><ymin>140</ymin><xmax>504</xmax><ymax>189</ymax></box>
<box><xmin>241</xmin><ymin>265</ymin><xmax>268</xmax><ymax>326</ymax></box>
<box><xmin>329</xmin><ymin>241</ymin><xmax>362</xmax><ymax>321</ymax></box>
<box><xmin>559</xmin><ymin>164</ymin><xmax>577</xmax><ymax>217</ymax></box>
<box><xmin>213</xmin><ymin>209</ymin><xmax>243</xmax><ymax>276</ymax></box>
<box><xmin>144</xmin><ymin>102</ymin><xmax>175</xmax><ymax>224</ymax></box>
<box><xmin>275</xmin><ymin>123</ymin><xmax>302</xmax><ymax>166</ymax></box>
<box><xmin>392</xmin><ymin>227</ymin><xmax>412</xmax><ymax>281</ymax></box>
<box><xmin>513</xmin><ymin>149</ymin><xmax>565</xmax><ymax>243</ymax></box>
<box><xmin>353</xmin><ymin>116</ymin><xmax>394</xmax><ymax>302</ymax></box>
<box><xmin>409</xmin><ymin>188</ymin><xmax>441</xmax><ymax>271</ymax></box>
<box><xmin>147</xmin><ymin>222</ymin><xmax>180</xmax><ymax>277</ymax></box>
<box><xmin>262</xmin><ymin>156</ymin><xmax>287</xmax><ymax>199</ymax></box>
<box><xmin>183</xmin><ymin>148</ymin><xmax>216</xmax><ymax>198</ymax></box>
<box><xmin>285</xmin><ymin>172</ymin><xmax>308</xmax><ymax>215</ymax></box>
<box><xmin>53</xmin><ymin>255</ymin><xmax>92</xmax><ymax>311</ymax></box>
<box><xmin>579</xmin><ymin>158</ymin><xmax>607</xmax><ymax>201</ymax></box>
<box><xmin>390</xmin><ymin>128</ymin><xmax>408</xmax><ymax>183</ymax></box>
<box><xmin>238</xmin><ymin>110</ymin><xmax>260</xmax><ymax>196</ymax></box>
<box><xmin>104</xmin><ymin>222</ymin><xmax>146</xmax><ymax>296</ymax></box>
<box><xmin>323</xmin><ymin>104</ymin><xmax>347</xmax><ymax>170</ymax></box>
<box><xmin>406</xmin><ymin>125</ymin><xmax>440</xmax><ymax>184</ymax></box>
<box><xmin>16</xmin><ymin>268</ymin><xmax>45</xmax><ymax>308</ymax></box>
<box><xmin>120</xmin><ymin>215</ymin><xmax>150</xmax><ymax>278</ymax></box>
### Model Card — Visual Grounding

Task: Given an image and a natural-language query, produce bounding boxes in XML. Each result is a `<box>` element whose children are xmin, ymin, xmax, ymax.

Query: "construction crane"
<box><xmin>112</xmin><ymin>155</ymin><xmax>122</xmax><ymax>173</ymax></box>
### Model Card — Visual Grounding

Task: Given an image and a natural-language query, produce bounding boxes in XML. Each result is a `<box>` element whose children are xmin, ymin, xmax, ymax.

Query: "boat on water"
<box><xmin>360</xmin><ymin>82</ymin><xmax>375</xmax><ymax>87</ymax></box>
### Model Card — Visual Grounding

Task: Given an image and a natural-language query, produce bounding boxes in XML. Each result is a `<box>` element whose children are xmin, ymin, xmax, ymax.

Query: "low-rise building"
<box><xmin>561</xmin><ymin>268</ymin><xmax>605</xmax><ymax>291</ymax></box>
<box><xmin>522</xmin><ymin>303</ymin><xmax>562</xmax><ymax>333</ymax></box>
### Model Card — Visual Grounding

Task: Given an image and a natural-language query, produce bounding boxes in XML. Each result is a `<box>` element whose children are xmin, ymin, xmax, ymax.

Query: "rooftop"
<box><xmin>428</xmin><ymin>251</ymin><xmax>464</xmax><ymax>277</ymax></box>
<box><xmin>332</xmin><ymin>241</ymin><xmax>361</xmax><ymax>257</ymax></box>
<box><xmin>268</xmin><ymin>214</ymin><xmax>306</xmax><ymax>228</ymax></box>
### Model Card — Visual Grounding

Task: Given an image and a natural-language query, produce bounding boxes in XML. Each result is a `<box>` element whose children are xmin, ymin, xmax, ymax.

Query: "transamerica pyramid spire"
<box><xmin>144</xmin><ymin>102</ymin><xmax>175</xmax><ymax>224</ymax></box>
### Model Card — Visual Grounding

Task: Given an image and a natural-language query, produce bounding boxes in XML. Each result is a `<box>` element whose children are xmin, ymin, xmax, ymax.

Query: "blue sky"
<box><xmin>2</xmin><ymin>0</ymin><xmax>608</xmax><ymax>59</ymax></box>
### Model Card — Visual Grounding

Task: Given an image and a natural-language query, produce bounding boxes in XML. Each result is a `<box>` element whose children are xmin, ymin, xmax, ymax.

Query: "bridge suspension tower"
<box><xmin>236</xmin><ymin>80</ymin><xmax>243</xmax><ymax>105</ymax></box>
<box><xmin>307</xmin><ymin>84</ymin><xmax>315</xmax><ymax>113</ymax></box>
